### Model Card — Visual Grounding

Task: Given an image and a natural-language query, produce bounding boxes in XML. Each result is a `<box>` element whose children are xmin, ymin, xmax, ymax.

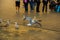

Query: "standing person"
<box><xmin>15</xmin><ymin>0</ymin><xmax>20</xmax><ymax>13</ymax></box>
<box><xmin>49</xmin><ymin>0</ymin><xmax>56</xmax><ymax>11</ymax></box>
<box><xmin>23</xmin><ymin>0</ymin><xmax>29</xmax><ymax>16</ymax></box>
<box><xmin>42</xmin><ymin>0</ymin><xmax>49</xmax><ymax>12</ymax></box>
<box><xmin>36</xmin><ymin>0</ymin><xmax>41</xmax><ymax>12</ymax></box>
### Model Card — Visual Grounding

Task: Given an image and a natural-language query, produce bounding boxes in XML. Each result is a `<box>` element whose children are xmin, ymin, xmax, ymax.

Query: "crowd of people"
<box><xmin>49</xmin><ymin>0</ymin><xmax>60</xmax><ymax>12</ymax></box>
<box><xmin>16</xmin><ymin>0</ymin><xmax>60</xmax><ymax>14</ymax></box>
<box><xmin>15</xmin><ymin>0</ymin><xmax>60</xmax><ymax>13</ymax></box>
<box><xmin>16</xmin><ymin>0</ymin><xmax>49</xmax><ymax>13</ymax></box>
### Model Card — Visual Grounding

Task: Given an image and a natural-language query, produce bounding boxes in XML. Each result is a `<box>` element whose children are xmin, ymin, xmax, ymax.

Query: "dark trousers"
<box><xmin>24</xmin><ymin>3</ymin><xmax>28</xmax><ymax>16</ymax></box>
<box><xmin>36</xmin><ymin>2</ymin><xmax>40</xmax><ymax>12</ymax></box>
<box><xmin>42</xmin><ymin>3</ymin><xmax>48</xmax><ymax>12</ymax></box>
<box><xmin>24</xmin><ymin>3</ymin><xmax>28</xmax><ymax>12</ymax></box>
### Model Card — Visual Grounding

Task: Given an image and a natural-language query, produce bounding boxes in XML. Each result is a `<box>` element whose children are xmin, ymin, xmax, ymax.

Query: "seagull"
<box><xmin>15</xmin><ymin>22</ymin><xmax>19</xmax><ymax>29</ymax></box>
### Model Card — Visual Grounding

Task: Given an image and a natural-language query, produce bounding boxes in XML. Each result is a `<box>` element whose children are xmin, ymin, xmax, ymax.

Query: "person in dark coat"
<box><xmin>42</xmin><ymin>0</ymin><xmax>49</xmax><ymax>12</ymax></box>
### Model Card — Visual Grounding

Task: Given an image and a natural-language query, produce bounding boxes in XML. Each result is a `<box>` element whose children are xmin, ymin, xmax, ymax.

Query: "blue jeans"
<box><xmin>30</xmin><ymin>1</ymin><xmax>34</xmax><ymax>11</ymax></box>
<box><xmin>55</xmin><ymin>5</ymin><xmax>60</xmax><ymax>12</ymax></box>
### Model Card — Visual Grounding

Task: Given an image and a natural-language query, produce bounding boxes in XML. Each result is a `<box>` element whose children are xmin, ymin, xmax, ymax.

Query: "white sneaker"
<box><xmin>27</xmin><ymin>23</ymin><xmax>32</xmax><ymax>26</ymax></box>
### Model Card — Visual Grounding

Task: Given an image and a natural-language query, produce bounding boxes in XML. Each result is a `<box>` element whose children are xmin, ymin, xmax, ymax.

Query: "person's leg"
<box><xmin>36</xmin><ymin>2</ymin><xmax>40</xmax><ymax>17</ymax></box>
<box><xmin>36</xmin><ymin>2</ymin><xmax>40</xmax><ymax>12</ymax></box>
<box><xmin>30</xmin><ymin>2</ymin><xmax>34</xmax><ymax>12</ymax></box>
<box><xmin>15</xmin><ymin>1</ymin><xmax>18</xmax><ymax>13</ymax></box>
<box><xmin>27</xmin><ymin>20</ymin><xmax>32</xmax><ymax>26</ymax></box>
<box><xmin>42</xmin><ymin>3</ymin><xmax>45</xmax><ymax>12</ymax></box>
<box><xmin>24</xmin><ymin>3</ymin><xmax>28</xmax><ymax>17</ymax></box>
<box><xmin>29</xmin><ymin>2</ymin><xmax>35</xmax><ymax>17</ymax></box>
<box><xmin>16</xmin><ymin>1</ymin><xmax>20</xmax><ymax>13</ymax></box>
<box><xmin>45</xmin><ymin>4</ymin><xmax>48</xmax><ymax>12</ymax></box>
<box><xmin>24</xmin><ymin>3</ymin><xmax>28</xmax><ymax>12</ymax></box>
<box><xmin>59</xmin><ymin>6</ymin><xmax>60</xmax><ymax>12</ymax></box>
<box><xmin>57</xmin><ymin>5</ymin><xmax>60</xmax><ymax>12</ymax></box>
<box><xmin>34</xmin><ymin>1</ymin><xmax>36</xmax><ymax>7</ymax></box>
<box><xmin>16</xmin><ymin>7</ymin><xmax>20</xmax><ymax>13</ymax></box>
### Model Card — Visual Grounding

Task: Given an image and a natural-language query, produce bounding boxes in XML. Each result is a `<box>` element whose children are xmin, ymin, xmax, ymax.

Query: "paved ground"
<box><xmin>0</xmin><ymin>0</ymin><xmax>60</xmax><ymax>40</ymax></box>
